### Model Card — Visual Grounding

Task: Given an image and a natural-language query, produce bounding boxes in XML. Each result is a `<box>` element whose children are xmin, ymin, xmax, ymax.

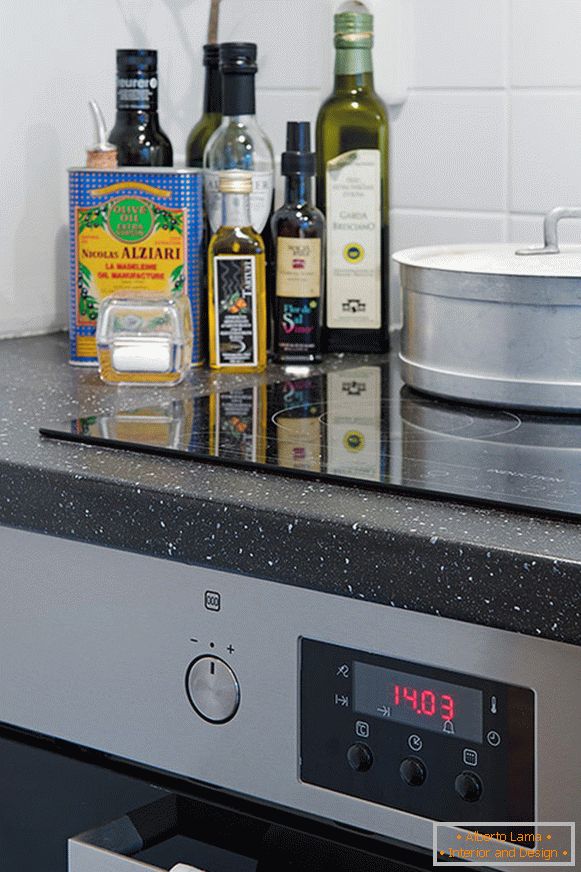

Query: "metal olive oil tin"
<box><xmin>68</xmin><ymin>168</ymin><xmax>203</xmax><ymax>366</ymax></box>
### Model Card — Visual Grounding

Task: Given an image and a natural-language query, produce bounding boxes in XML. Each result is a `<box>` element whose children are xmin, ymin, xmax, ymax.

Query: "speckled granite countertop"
<box><xmin>1</xmin><ymin>333</ymin><xmax>580</xmax><ymax>645</ymax></box>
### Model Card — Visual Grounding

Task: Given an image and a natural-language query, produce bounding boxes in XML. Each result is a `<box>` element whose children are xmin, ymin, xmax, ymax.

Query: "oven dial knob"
<box><xmin>186</xmin><ymin>656</ymin><xmax>240</xmax><ymax>724</ymax></box>
<box><xmin>455</xmin><ymin>771</ymin><xmax>483</xmax><ymax>803</ymax></box>
<box><xmin>347</xmin><ymin>743</ymin><xmax>373</xmax><ymax>772</ymax></box>
<box><xmin>400</xmin><ymin>757</ymin><xmax>427</xmax><ymax>787</ymax></box>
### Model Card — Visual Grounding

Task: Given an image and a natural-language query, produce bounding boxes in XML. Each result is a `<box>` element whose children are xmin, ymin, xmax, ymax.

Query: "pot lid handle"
<box><xmin>516</xmin><ymin>206</ymin><xmax>581</xmax><ymax>255</ymax></box>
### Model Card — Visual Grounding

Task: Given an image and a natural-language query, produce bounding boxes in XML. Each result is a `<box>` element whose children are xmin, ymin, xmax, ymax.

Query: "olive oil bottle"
<box><xmin>208</xmin><ymin>172</ymin><xmax>267</xmax><ymax>372</ymax></box>
<box><xmin>316</xmin><ymin>11</ymin><xmax>389</xmax><ymax>353</ymax></box>
<box><xmin>186</xmin><ymin>44</ymin><xmax>222</xmax><ymax>168</ymax></box>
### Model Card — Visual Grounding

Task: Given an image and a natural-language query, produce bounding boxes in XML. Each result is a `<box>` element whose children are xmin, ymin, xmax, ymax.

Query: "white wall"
<box><xmin>2</xmin><ymin>0</ymin><xmax>581</xmax><ymax>336</ymax></box>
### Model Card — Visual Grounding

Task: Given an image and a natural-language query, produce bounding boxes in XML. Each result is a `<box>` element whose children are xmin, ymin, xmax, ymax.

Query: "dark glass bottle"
<box><xmin>272</xmin><ymin>122</ymin><xmax>325</xmax><ymax>364</ymax></box>
<box><xmin>316</xmin><ymin>12</ymin><xmax>389</xmax><ymax>354</ymax></box>
<box><xmin>186</xmin><ymin>44</ymin><xmax>222</xmax><ymax>168</ymax></box>
<box><xmin>109</xmin><ymin>49</ymin><xmax>173</xmax><ymax>167</ymax></box>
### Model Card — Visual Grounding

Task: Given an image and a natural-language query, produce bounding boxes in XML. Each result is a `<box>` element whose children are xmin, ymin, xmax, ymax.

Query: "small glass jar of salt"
<box><xmin>96</xmin><ymin>293</ymin><xmax>193</xmax><ymax>386</ymax></box>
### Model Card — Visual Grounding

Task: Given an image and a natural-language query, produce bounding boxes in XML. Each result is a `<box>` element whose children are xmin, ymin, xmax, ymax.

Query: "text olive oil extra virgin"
<box><xmin>316</xmin><ymin>10</ymin><xmax>389</xmax><ymax>353</ymax></box>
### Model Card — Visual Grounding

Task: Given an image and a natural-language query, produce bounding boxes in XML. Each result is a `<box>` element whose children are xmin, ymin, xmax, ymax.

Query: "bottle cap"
<box><xmin>219</xmin><ymin>43</ymin><xmax>257</xmax><ymax>75</ymax></box>
<box><xmin>219</xmin><ymin>171</ymin><xmax>253</xmax><ymax>194</ymax></box>
<box><xmin>203</xmin><ymin>44</ymin><xmax>220</xmax><ymax>67</ymax></box>
<box><xmin>116</xmin><ymin>49</ymin><xmax>158</xmax><ymax>73</ymax></box>
<box><xmin>281</xmin><ymin>121</ymin><xmax>315</xmax><ymax>177</ymax></box>
<box><xmin>334</xmin><ymin>11</ymin><xmax>374</xmax><ymax>47</ymax></box>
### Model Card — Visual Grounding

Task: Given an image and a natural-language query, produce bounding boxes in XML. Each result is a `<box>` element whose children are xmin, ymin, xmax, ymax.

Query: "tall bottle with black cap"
<box><xmin>186</xmin><ymin>44</ymin><xmax>222</xmax><ymax>168</ymax></box>
<box><xmin>203</xmin><ymin>43</ymin><xmax>274</xmax><ymax>241</ymax></box>
<box><xmin>272</xmin><ymin>122</ymin><xmax>325</xmax><ymax>363</ymax></box>
<box><xmin>109</xmin><ymin>50</ymin><xmax>173</xmax><ymax>166</ymax></box>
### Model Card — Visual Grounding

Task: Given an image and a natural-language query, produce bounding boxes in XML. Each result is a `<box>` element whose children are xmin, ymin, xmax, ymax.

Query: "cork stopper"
<box><xmin>86</xmin><ymin>148</ymin><xmax>118</xmax><ymax>169</ymax></box>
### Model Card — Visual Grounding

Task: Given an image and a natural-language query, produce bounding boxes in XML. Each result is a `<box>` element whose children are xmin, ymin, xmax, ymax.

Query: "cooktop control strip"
<box><xmin>300</xmin><ymin>639</ymin><xmax>535</xmax><ymax>822</ymax></box>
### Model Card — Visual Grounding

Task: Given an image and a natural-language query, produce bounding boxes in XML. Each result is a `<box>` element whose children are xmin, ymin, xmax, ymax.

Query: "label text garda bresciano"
<box><xmin>333</xmin><ymin>211</ymin><xmax>375</xmax><ymax>231</ymax></box>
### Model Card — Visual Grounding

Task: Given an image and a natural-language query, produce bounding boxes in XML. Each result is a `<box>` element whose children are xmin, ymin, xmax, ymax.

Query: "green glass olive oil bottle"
<box><xmin>316</xmin><ymin>10</ymin><xmax>389</xmax><ymax>354</ymax></box>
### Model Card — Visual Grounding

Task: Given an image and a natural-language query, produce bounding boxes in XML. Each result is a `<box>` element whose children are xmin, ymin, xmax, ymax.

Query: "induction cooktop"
<box><xmin>40</xmin><ymin>362</ymin><xmax>581</xmax><ymax>522</ymax></box>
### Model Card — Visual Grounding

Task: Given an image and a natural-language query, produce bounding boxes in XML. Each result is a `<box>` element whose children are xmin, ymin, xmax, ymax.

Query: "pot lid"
<box><xmin>393</xmin><ymin>207</ymin><xmax>581</xmax><ymax>279</ymax></box>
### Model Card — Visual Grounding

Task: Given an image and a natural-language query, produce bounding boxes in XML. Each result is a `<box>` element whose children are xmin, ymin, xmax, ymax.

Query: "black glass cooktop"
<box><xmin>40</xmin><ymin>363</ymin><xmax>581</xmax><ymax>521</ymax></box>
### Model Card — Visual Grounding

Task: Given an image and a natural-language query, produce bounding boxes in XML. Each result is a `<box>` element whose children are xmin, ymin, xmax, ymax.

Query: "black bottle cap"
<box><xmin>281</xmin><ymin>121</ymin><xmax>315</xmax><ymax>176</ymax></box>
<box><xmin>219</xmin><ymin>42</ymin><xmax>258</xmax><ymax>75</ymax></box>
<box><xmin>116</xmin><ymin>49</ymin><xmax>158</xmax><ymax>73</ymax></box>
<box><xmin>203</xmin><ymin>44</ymin><xmax>220</xmax><ymax>66</ymax></box>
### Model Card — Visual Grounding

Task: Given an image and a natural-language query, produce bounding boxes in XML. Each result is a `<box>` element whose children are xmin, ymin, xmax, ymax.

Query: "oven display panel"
<box><xmin>353</xmin><ymin>661</ymin><xmax>483</xmax><ymax>742</ymax></box>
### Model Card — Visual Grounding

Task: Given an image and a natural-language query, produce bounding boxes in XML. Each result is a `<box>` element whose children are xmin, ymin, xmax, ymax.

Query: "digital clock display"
<box><xmin>353</xmin><ymin>661</ymin><xmax>483</xmax><ymax>743</ymax></box>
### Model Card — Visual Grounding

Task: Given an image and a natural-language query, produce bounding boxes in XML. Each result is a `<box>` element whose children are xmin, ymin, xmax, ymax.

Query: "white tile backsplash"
<box><xmin>219</xmin><ymin>0</ymin><xmax>326</xmax><ymax>90</ymax></box>
<box><xmin>412</xmin><ymin>0</ymin><xmax>506</xmax><ymax>88</ymax></box>
<box><xmin>389</xmin><ymin>209</ymin><xmax>506</xmax><ymax>324</ymax></box>
<box><xmin>257</xmin><ymin>89</ymin><xmax>320</xmax><ymax>160</ymax></box>
<box><xmin>510</xmin><ymin>93</ymin><xmax>581</xmax><ymax>213</ymax></box>
<box><xmin>511</xmin><ymin>0</ymin><xmax>581</xmax><ymax>87</ymax></box>
<box><xmin>391</xmin><ymin>93</ymin><xmax>507</xmax><ymax>211</ymax></box>
<box><xmin>3</xmin><ymin>0</ymin><xmax>581</xmax><ymax>335</ymax></box>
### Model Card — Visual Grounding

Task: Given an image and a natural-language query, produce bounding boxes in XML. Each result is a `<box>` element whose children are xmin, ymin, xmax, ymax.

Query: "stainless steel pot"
<box><xmin>394</xmin><ymin>207</ymin><xmax>581</xmax><ymax>412</ymax></box>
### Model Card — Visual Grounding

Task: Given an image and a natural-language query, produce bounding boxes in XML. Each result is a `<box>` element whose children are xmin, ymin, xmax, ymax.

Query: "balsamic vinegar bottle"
<box><xmin>272</xmin><ymin>122</ymin><xmax>325</xmax><ymax>364</ymax></box>
<box><xmin>186</xmin><ymin>44</ymin><xmax>222</xmax><ymax>168</ymax></box>
<box><xmin>316</xmin><ymin>11</ymin><xmax>389</xmax><ymax>353</ymax></box>
<box><xmin>109</xmin><ymin>50</ymin><xmax>173</xmax><ymax>167</ymax></box>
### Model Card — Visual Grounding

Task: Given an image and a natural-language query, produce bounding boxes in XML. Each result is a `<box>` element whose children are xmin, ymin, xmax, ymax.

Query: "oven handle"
<box><xmin>68</xmin><ymin>794</ymin><xmax>205</xmax><ymax>872</ymax></box>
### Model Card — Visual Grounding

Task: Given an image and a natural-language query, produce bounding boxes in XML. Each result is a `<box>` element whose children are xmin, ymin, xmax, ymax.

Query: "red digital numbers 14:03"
<box><xmin>393</xmin><ymin>684</ymin><xmax>455</xmax><ymax>721</ymax></box>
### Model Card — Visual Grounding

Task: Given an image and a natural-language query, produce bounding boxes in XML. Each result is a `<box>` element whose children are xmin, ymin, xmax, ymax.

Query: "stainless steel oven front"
<box><xmin>0</xmin><ymin>526</ymin><xmax>578</xmax><ymax>871</ymax></box>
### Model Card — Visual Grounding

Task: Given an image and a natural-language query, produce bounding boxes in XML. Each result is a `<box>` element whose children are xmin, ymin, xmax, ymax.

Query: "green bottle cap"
<box><xmin>334</xmin><ymin>11</ymin><xmax>374</xmax><ymax>47</ymax></box>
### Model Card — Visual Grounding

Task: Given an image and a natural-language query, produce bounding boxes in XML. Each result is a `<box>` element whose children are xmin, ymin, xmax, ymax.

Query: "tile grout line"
<box><xmin>503</xmin><ymin>0</ymin><xmax>512</xmax><ymax>240</ymax></box>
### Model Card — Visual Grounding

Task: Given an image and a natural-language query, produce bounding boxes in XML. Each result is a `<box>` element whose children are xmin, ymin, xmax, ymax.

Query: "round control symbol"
<box><xmin>487</xmin><ymin>730</ymin><xmax>501</xmax><ymax>747</ymax></box>
<box><xmin>408</xmin><ymin>734</ymin><xmax>423</xmax><ymax>752</ymax></box>
<box><xmin>186</xmin><ymin>656</ymin><xmax>240</xmax><ymax>724</ymax></box>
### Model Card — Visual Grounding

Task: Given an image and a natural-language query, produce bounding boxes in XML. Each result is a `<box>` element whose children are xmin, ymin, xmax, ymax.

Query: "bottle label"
<box><xmin>205</xmin><ymin>171</ymin><xmax>273</xmax><ymax>233</ymax></box>
<box><xmin>117</xmin><ymin>75</ymin><xmax>158</xmax><ymax>111</ymax></box>
<box><xmin>277</xmin><ymin>298</ymin><xmax>321</xmax><ymax>355</ymax></box>
<box><xmin>211</xmin><ymin>386</ymin><xmax>264</xmax><ymax>463</ymax></box>
<box><xmin>326</xmin><ymin>149</ymin><xmax>381</xmax><ymax>330</ymax></box>
<box><xmin>276</xmin><ymin>238</ymin><xmax>321</xmax><ymax>298</ymax></box>
<box><xmin>213</xmin><ymin>255</ymin><xmax>258</xmax><ymax>367</ymax></box>
<box><xmin>326</xmin><ymin>366</ymin><xmax>382</xmax><ymax>481</ymax></box>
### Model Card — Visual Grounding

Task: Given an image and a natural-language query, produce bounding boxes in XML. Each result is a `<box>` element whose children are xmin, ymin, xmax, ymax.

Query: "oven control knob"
<box><xmin>347</xmin><ymin>743</ymin><xmax>373</xmax><ymax>772</ymax></box>
<box><xmin>455</xmin><ymin>771</ymin><xmax>483</xmax><ymax>803</ymax></box>
<box><xmin>186</xmin><ymin>656</ymin><xmax>240</xmax><ymax>724</ymax></box>
<box><xmin>400</xmin><ymin>757</ymin><xmax>427</xmax><ymax>787</ymax></box>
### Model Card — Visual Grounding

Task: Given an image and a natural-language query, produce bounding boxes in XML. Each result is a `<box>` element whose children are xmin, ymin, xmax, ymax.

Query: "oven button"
<box><xmin>347</xmin><ymin>743</ymin><xmax>373</xmax><ymax>772</ymax></box>
<box><xmin>455</xmin><ymin>771</ymin><xmax>483</xmax><ymax>803</ymax></box>
<box><xmin>399</xmin><ymin>757</ymin><xmax>427</xmax><ymax>787</ymax></box>
<box><xmin>186</xmin><ymin>656</ymin><xmax>240</xmax><ymax>724</ymax></box>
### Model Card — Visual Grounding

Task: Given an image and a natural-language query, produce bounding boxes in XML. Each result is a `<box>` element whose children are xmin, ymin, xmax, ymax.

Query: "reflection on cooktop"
<box><xmin>40</xmin><ymin>363</ymin><xmax>581</xmax><ymax>521</ymax></box>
